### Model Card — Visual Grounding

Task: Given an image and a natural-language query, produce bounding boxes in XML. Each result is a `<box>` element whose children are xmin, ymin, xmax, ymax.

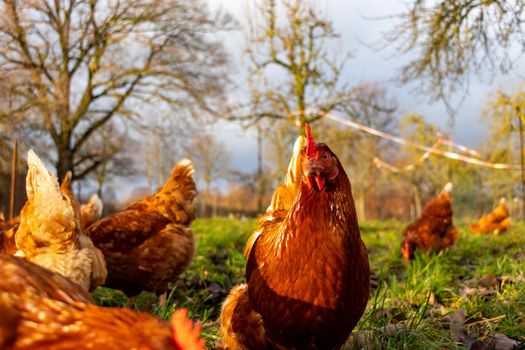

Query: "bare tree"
<box><xmin>385</xmin><ymin>0</ymin><xmax>525</xmax><ymax>100</ymax></box>
<box><xmin>480</xmin><ymin>88</ymin><xmax>524</xmax><ymax>199</ymax></box>
<box><xmin>397</xmin><ymin>114</ymin><xmax>449</xmax><ymax>217</ymax></box>
<box><xmin>229</xmin><ymin>0</ymin><xmax>395</xmax><ymax>130</ymax></box>
<box><xmin>184</xmin><ymin>132</ymin><xmax>232</xmax><ymax>196</ymax></box>
<box><xmin>324</xmin><ymin>82</ymin><xmax>397</xmax><ymax>219</ymax></box>
<box><xmin>82</xmin><ymin>121</ymin><xmax>138</xmax><ymax>197</ymax></box>
<box><xmin>0</xmin><ymin>0</ymin><xmax>231</xmax><ymax>180</ymax></box>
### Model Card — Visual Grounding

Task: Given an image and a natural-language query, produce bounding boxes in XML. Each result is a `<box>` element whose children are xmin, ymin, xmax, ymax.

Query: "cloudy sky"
<box><xmin>213</xmin><ymin>0</ymin><xmax>525</xmax><ymax>174</ymax></box>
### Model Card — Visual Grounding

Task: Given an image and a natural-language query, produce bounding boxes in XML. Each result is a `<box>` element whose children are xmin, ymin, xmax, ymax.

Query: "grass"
<box><xmin>92</xmin><ymin>218</ymin><xmax>525</xmax><ymax>349</ymax></box>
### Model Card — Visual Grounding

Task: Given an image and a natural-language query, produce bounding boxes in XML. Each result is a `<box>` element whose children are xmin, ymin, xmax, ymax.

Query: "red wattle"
<box><xmin>315</xmin><ymin>175</ymin><xmax>325</xmax><ymax>191</ymax></box>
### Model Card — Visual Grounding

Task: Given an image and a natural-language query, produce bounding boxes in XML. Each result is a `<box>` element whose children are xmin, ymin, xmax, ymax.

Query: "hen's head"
<box><xmin>301</xmin><ymin>123</ymin><xmax>339</xmax><ymax>192</ymax></box>
<box><xmin>401</xmin><ymin>239</ymin><xmax>417</xmax><ymax>261</ymax></box>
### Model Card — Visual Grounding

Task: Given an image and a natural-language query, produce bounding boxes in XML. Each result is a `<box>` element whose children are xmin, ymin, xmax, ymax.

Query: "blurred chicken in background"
<box><xmin>469</xmin><ymin>198</ymin><xmax>510</xmax><ymax>235</ymax></box>
<box><xmin>88</xmin><ymin>158</ymin><xmax>197</xmax><ymax>303</ymax></box>
<box><xmin>401</xmin><ymin>182</ymin><xmax>458</xmax><ymax>261</ymax></box>
<box><xmin>80</xmin><ymin>194</ymin><xmax>104</xmax><ymax>229</ymax></box>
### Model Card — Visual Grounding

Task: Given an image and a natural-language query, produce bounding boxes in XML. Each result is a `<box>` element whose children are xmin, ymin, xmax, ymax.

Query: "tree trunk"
<box><xmin>204</xmin><ymin>179</ymin><xmax>210</xmax><ymax>197</ymax></box>
<box><xmin>355</xmin><ymin>192</ymin><xmax>366</xmax><ymax>221</ymax></box>
<box><xmin>413</xmin><ymin>185</ymin><xmax>422</xmax><ymax>219</ymax></box>
<box><xmin>56</xmin><ymin>144</ymin><xmax>74</xmax><ymax>181</ymax></box>
<box><xmin>257</xmin><ymin>127</ymin><xmax>265</xmax><ymax>213</ymax></box>
<box><xmin>97</xmin><ymin>162</ymin><xmax>106</xmax><ymax>198</ymax></box>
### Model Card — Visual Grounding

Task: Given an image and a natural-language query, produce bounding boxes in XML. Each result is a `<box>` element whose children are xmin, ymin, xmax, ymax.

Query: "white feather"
<box><xmin>86</xmin><ymin>194</ymin><xmax>103</xmax><ymax>218</ymax></box>
<box><xmin>442</xmin><ymin>182</ymin><xmax>453</xmax><ymax>193</ymax></box>
<box><xmin>284</xmin><ymin>136</ymin><xmax>305</xmax><ymax>188</ymax></box>
<box><xmin>26</xmin><ymin>150</ymin><xmax>60</xmax><ymax>199</ymax></box>
<box><xmin>266</xmin><ymin>136</ymin><xmax>305</xmax><ymax>214</ymax></box>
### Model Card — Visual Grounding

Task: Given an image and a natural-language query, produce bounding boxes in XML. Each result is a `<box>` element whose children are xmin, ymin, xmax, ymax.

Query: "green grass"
<box><xmin>92</xmin><ymin>218</ymin><xmax>525</xmax><ymax>349</ymax></box>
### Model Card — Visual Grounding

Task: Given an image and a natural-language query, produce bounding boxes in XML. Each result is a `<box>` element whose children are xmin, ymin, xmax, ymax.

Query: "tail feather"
<box><xmin>87</xmin><ymin>194</ymin><xmax>103</xmax><ymax>217</ymax></box>
<box><xmin>130</xmin><ymin>158</ymin><xmax>197</xmax><ymax>225</ymax></box>
<box><xmin>173</xmin><ymin>158</ymin><xmax>195</xmax><ymax>177</ymax></box>
<box><xmin>220</xmin><ymin>284</ymin><xmax>268</xmax><ymax>350</ymax></box>
<box><xmin>161</xmin><ymin>158</ymin><xmax>197</xmax><ymax>201</ymax></box>
<box><xmin>267</xmin><ymin>136</ymin><xmax>304</xmax><ymax>213</ymax></box>
<box><xmin>442</xmin><ymin>182</ymin><xmax>453</xmax><ymax>193</ymax></box>
<box><xmin>80</xmin><ymin>194</ymin><xmax>104</xmax><ymax>228</ymax></box>
<box><xmin>245</xmin><ymin>137</ymin><xmax>305</xmax><ymax>257</ymax></box>
<box><xmin>20</xmin><ymin>150</ymin><xmax>77</xmax><ymax>251</ymax></box>
<box><xmin>26</xmin><ymin>150</ymin><xmax>60</xmax><ymax>201</ymax></box>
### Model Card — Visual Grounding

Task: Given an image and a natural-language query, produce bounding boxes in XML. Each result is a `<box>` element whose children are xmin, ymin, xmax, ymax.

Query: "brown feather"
<box><xmin>0</xmin><ymin>254</ymin><xmax>93</xmax><ymax>304</ymax></box>
<box><xmin>0</xmin><ymin>295</ymin><xmax>194</xmax><ymax>350</ymax></box>
<box><xmin>0</xmin><ymin>219</ymin><xmax>19</xmax><ymax>255</ymax></box>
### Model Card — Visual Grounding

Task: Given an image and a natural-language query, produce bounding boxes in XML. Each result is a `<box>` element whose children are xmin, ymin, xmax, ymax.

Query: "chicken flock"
<box><xmin>0</xmin><ymin>124</ymin><xmax>511</xmax><ymax>349</ymax></box>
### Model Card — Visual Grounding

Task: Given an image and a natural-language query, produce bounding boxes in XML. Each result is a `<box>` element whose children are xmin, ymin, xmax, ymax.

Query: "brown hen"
<box><xmin>0</xmin><ymin>254</ymin><xmax>205</xmax><ymax>350</ymax></box>
<box><xmin>469</xmin><ymin>198</ymin><xmax>510</xmax><ymax>235</ymax></box>
<box><xmin>0</xmin><ymin>254</ymin><xmax>204</xmax><ymax>350</ymax></box>
<box><xmin>221</xmin><ymin>124</ymin><xmax>370</xmax><ymax>350</ymax></box>
<box><xmin>401</xmin><ymin>183</ymin><xmax>458</xmax><ymax>260</ymax></box>
<box><xmin>87</xmin><ymin>158</ymin><xmax>197</xmax><ymax>297</ymax></box>
<box><xmin>0</xmin><ymin>297</ymin><xmax>205</xmax><ymax>350</ymax></box>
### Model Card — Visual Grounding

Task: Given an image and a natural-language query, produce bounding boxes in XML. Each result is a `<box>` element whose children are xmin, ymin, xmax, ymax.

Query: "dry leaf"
<box><xmin>488</xmin><ymin>334</ymin><xmax>519</xmax><ymax>350</ymax></box>
<box><xmin>449</xmin><ymin>308</ymin><xmax>477</xmax><ymax>348</ymax></box>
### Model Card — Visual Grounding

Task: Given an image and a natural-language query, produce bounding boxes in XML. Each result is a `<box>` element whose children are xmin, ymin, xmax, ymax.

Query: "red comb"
<box><xmin>305</xmin><ymin>123</ymin><xmax>317</xmax><ymax>158</ymax></box>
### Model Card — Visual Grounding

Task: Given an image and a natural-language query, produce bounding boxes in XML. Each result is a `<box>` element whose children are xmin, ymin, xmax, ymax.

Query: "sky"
<box><xmin>212</xmin><ymin>0</ymin><xmax>525</xmax><ymax>175</ymax></box>
<box><xmin>108</xmin><ymin>0</ymin><xmax>525</xmax><ymax>201</ymax></box>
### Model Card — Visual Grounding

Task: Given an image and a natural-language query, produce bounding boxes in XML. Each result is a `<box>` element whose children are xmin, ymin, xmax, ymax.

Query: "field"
<box><xmin>93</xmin><ymin>218</ymin><xmax>525</xmax><ymax>349</ymax></box>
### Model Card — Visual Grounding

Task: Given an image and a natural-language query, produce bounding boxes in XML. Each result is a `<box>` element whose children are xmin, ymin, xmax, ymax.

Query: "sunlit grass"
<box><xmin>92</xmin><ymin>218</ymin><xmax>525</xmax><ymax>349</ymax></box>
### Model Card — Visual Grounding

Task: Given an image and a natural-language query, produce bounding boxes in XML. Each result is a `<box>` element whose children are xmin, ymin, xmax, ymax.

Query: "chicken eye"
<box><xmin>321</xmin><ymin>153</ymin><xmax>329</xmax><ymax>161</ymax></box>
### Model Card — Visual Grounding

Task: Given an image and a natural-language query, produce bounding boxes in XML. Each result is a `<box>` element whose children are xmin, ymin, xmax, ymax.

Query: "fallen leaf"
<box><xmin>449</xmin><ymin>308</ymin><xmax>476</xmax><ymax>349</ymax></box>
<box><xmin>345</xmin><ymin>323</ymin><xmax>409</xmax><ymax>350</ymax></box>
<box><xmin>488</xmin><ymin>334</ymin><xmax>519</xmax><ymax>350</ymax></box>
<box><xmin>374</xmin><ymin>308</ymin><xmax>406</xmax><ymax>322</ymax></box>
<box><xmin>477</xmin><ymin>275</ymin><xmax>498</xmax><ymax>288</ymax></box>
<box><xmin>460</xmin><ymin>287</ymin><xmax>478</xmax><ymax>297</ymax></box>
<box><xmin>380</xmin><ymin>323</ymin><xmax>408</xmax><ymax>336</ymax></box>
